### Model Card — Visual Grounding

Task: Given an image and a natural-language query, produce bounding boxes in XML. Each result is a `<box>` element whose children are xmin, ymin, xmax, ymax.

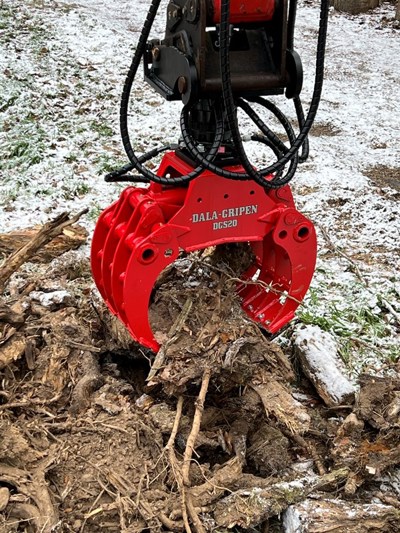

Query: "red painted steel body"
<box><xmin>91</xmin><ymin>153</ymin><xmax>317</xmax><ymax>352</ymax></box>
<box><xmin>212</xmin><ymin>0</ymin><xmax>275</xmax><ymax>23</ymax></box>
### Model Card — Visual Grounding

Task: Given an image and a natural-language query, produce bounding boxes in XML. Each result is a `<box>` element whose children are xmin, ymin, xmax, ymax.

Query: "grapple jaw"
<box><xmin>91</xmin><ymin>152</ymin><xmax>317</xmax><ymax>352</ymax></box>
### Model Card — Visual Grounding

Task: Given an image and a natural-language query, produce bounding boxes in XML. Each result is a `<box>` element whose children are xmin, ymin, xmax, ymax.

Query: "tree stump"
<box><xmin>334</xmin><ymin>0</ymin><xmax>379</xmax><ymax>14</ymax></box>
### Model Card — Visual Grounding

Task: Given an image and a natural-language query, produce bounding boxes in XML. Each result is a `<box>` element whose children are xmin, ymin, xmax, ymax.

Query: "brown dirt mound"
<box><xmin>0</xmin><ymin>230</ymin><xmax>400</xmax><ymax>532</ymax></box>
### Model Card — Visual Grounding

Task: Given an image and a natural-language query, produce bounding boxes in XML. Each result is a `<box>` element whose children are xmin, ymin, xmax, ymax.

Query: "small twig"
<box><xmin>64</xmin><ymin>339</ymin><xmax>102</xmax><ymax>352</ymax></box>
<box><xmin>165</xmin><ymin>396</ymin><xmax>184</xmax><ymax>452</ymax></box>
<box><xmin>181</xmin><ymin>492</ymin><xmax>192</xmax><ymax>533</ymax></box>
<box><xmin>228</xmin><ymin>276</ymin><xmax>302</xmax><ymax>305</ymax></box>
<box><xmin>117</xmin><ymin>493</ymin><xmax>127</xmax><ymax>532</ymax></box>
<box><xmin>79</xmin><ymin>489</ymin><xmax>105</xmax><ymax>533</ymax></box>
<box><xmin>135</xmin><ymin>474</ymin><xmax>145</xmax><ymax>510</ymax></box>
<box><xmin>159</xmin><ymin>512</ymin><xmax>184</xmax><ymax>532</ymax></box>
<box><xmin>182</xmin><ymin>369</ymin><xmax>212</xmax><ymax>485</ymax></box>
<box><xmin>281</xmin><ymin>428</ymin><xmax>326</xmax><ymax>476</ymax></box>
<box><xmin>97</xmin><ymin>423</ymin><xmax>130</xmax><ymax>434</ymax></box>
<box><xmin>0</xmin><ymin>392</ymin><xmax>62</xmax><ymax>411</ymax></box>
<box><xmin>162</xmin><ymin>396</ymin><xmax>191</xmax><ymax>532</ymax></box>
<box><xmin>324</xmin><ymin>404</ymin><xmax>354</xmax><ymax>411</ymax></box>
<box><xmin>97</xmin><ymin>476</ymin><xmax>118</xmax><ymax>499</ymax></box>
<box><xmin>185</xmin><ymin>496</ymin><xmax>205</xmax><ymax>533</ymax></box>
<box><xmin>0</xmin><ymin>390</ymin><xmax>10</xmax><ymax>401</ymax></box>
<box><xmin>374</xmin><ymin>491</ymin><xmax>400</xmax><ymax>510</ymax></box>
<box><xmin>380</xmin><ymin>297</ymin><xmax>400</xmax><ymax>324</ymax></box>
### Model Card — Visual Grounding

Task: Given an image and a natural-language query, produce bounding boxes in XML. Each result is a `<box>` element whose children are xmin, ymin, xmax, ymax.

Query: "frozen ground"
<box><xmin>0</xmin><ymin>0</ymin><xmax>399</xmax><ymax>372</ymax></box>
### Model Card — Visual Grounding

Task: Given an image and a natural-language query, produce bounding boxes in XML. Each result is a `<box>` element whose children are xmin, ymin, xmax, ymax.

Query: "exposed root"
<box><xmin>0</xmin><ymin>392</ymin><xmax>62</xmax><ymax>412</ymax></box>
<box><xmin>281</xmin><ymin>428</ymin><xmax>327</xmax><ymax>476</ymax></box>
<box><xmin>0</xmin><ymin>462</ymin><xmax>59</xmax><ymax>532</ymax></box>
<box><xmin>182</xmin><ymin>368</ymin><xmax>212</xmax><ymax>533</ymax></box>
<box><xmin>147</xmin><ymin>297</ymin><xmax>193</xmax><ymax>383</ymax></box>
<box><xmin>70</xmin><ymin>350</ymin><xmax>104</xmax><ymax>415</ymax></box>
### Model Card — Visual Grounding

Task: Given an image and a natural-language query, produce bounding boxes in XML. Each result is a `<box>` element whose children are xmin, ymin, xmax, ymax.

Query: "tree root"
<box><xmin>69</xmin><ymin>350</ymin><xmax>104</xmax><ymax>415</ymax></box>
<box><xmin>0</xmin><ymin>462</ymin><xmax>59</xmax><ymax>532</ymax></box>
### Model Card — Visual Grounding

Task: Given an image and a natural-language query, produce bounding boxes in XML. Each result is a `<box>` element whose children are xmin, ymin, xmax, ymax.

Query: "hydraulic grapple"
<box><xmin>91</xmin><ymin>0</ymin><xmax>329</xmax><ymax>351</ymax></box>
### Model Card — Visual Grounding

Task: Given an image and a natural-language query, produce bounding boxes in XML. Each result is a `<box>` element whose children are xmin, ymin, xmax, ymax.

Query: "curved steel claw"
<box><xmin>91</xmin><ymin>152</ymin><xmax>317</xmax><ymax>352</ymax></box>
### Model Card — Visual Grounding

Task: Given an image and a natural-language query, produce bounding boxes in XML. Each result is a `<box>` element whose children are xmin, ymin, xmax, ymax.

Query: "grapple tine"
<box><xmin>123</xmin><ymin>229</ymin><xmax>181</xmax><ymax>351</ymax></box>
<box><xmin>100</xmin><ymin>188</ymin><xmax>138</xmax><ymax>312</ymax></box>
<box><xmin>111</xmin><ymin>197</ymin><xmax>167</xmax><ymax>330</ymax></box>
<box><xmin>91</xmin><ymin>202</ymin><xmax>118</xmax><ymax>309</ymax></box>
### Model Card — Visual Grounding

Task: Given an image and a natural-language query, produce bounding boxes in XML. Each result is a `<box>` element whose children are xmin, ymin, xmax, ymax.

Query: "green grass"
<box><xmin>65</xmin><ymin>153</ymin><xmax>79</xmax><ymax>164</ymax></box>
<box><xmin>88</xmin><ymin>203</ymin><xmax>104</xmax><ymax>221</ymax></box>
<box><xmin>0</xmin><ymin>93</ymin><xmax>19</xmax><ymax>113</ymax></box>
<box><xmin>91</xmin><ymin>120</ymin><xmax>114</xmax><ymax>138</ymax></box>
<box><xmin>0</xmin><ymin>0</ymin><xmax>124</xmax><ymax>214</ymax></box>
<box><xmin>0</xmin><ymin>124</ymin><xmax>47</xmax><ymax>170</ymax></box>
<box><xmin>95</xmin><ymin>154</ymin><xmax>126</xmax><ymax>174</ymax></box>
<box><xmin>297</xmin><ymin>282</ymin><xmax>399</xmax><ymax>368</ymax></box>
<box><xmin>0</xmin><ymin>183</ymin><xmax>21</xmax><ymax>204</ymax></box>
<box><xmin>61</xmin><ymin>181</ymin><xmax>91</xmax><ymax>200</ymax></box>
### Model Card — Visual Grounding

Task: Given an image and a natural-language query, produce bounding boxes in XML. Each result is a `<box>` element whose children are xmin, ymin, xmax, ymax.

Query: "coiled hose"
<box><xmin>112</xmin><ymin>0</ymin><xmax>329</xmax><ymax>188</ymax></box>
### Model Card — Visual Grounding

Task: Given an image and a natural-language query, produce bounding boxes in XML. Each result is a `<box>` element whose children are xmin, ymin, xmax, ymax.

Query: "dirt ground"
<box><xmin>0</xmin><ymin>228</ymin><xmax>400</xmax><ymax>533</ymax></box>
<box><xmin>0</xmin><ymin>0</ymin><xmax>399</xmax><ymax>529</ymax></box>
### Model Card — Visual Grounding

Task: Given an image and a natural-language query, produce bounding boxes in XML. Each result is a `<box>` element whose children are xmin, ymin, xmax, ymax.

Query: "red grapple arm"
<box><xmin>92</xmin><ymin>153</ymin><xmax>316</xmax><ymax>352</ymax></box>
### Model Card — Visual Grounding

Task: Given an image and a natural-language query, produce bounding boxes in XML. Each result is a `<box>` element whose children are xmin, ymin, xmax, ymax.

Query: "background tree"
<box><xmin>333</xmin><ymin>0</ymin><xmax>379</xmax><ymax>14</ymax></box>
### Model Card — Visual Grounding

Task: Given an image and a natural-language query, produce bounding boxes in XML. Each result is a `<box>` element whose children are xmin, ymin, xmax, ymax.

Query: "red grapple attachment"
<box><xmin>91</xmin><ymin>152</ymin><xmax>317</xmax><ymax>352</ymax></box>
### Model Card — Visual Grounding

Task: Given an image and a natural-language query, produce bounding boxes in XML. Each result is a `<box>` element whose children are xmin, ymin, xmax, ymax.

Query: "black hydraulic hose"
<box><xmin>115</xmin><ymin>0</ymin><xmax>327</xmax><ymax>188</ymax></box>
<box><xmin>237</xmin><ymin>97</ymin><xmax>299</xmax><ymax>183</ymax></box>
<box><xmin>118</xmin><ymin>0</ymin><xmax>223</xmax><ymax>185</ymax></box>
<box><xmin>180</xmin><ymin>105</ymin><xmax>245</xmax><ymax>181</ymax></box>
<box><xmin>294</xmin><ymin>96</ymin><xmax>310</xmax><ymax>162</ymax></box>
<box><xmin>287</xmin><ymin>0</ymin><xmax>309</xmax><ymax>162</ymax></box>
<box><xmin>287</xmin><ymin>0</ymin><xmax>297</xmax><ymax>51</ymax></box>
<box><xmin>124</xmin><ymin>108</ymin><xmax>224</xmax><ymax>184</ymax></box>
<box><xmin>181</xmin><ymin>98</ymin><xmax>298</xmax><ymax>186</ymax></box>
<box><xmin>251</xmin><ymin>135</ymin><xmax>283</xmax><ymax>159</ymax></box>
<box><xmin>179</xmin><ymin>5</ymin><xmax>288</xmax><ymax>189</ymax></box>
<box><xmin>238</xmin><ymin>99</ymin><xmax>290</xmax><ymax>155</ymax></box>
<box><xmin>208</xmin><ymin>0</ymin><xmax>329</xmax><ymax>184</ymax></box>
<box><xmin>105</xmin><ymin>144</ymin><xmax>176</xmax><ymax>183</ymax></box>
<box><xmin>251</xmin><ymin>135</ymin><xmax>285</xmax><ymax>179</ymax></box>
<box><xmin>219</xmin><ymin>0</ymin><xmax>271</xmax><ymax>187</ymax></box>
<box><xmin>250</xmin><ymin>135</ymin><xmax>285</xmax><ymax>179</ymax></box>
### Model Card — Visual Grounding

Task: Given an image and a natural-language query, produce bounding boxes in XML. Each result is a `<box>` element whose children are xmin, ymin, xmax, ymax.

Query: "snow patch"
<box><xmin>283</xmin><ymin>506</ymin><xmax>303</xmax><ymax>533</ymax></box>
<box><xmin>29</xmin><ymin>290</ymin><xmax>73</xmax><ymax>309</ymax></box>
<box><xmin>293</xmin><ymin>324</ymin><xmax>355</xmax><ymax>403</ymax></box>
